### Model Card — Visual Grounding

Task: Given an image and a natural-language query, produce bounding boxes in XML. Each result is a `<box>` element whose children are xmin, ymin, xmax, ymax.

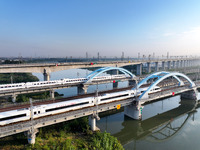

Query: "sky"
<box><xmin>0</xmin><ymin>0</ymin><xmax>200</xmax><ymax>58</ymax></box>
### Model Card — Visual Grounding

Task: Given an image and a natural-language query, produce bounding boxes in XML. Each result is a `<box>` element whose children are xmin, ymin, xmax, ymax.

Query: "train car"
<box><xmin>0</xmin><ymin>83</ymin><xmax>25</xmax><ymax>91</ymax></box>
<box><xmin>0</xmin><ymin>89</ymin><xmax>135</xmax><ymax>126</ymax></box>
<box><xmin>98</xmin><ymin>90</ymin><xmax>135</xmax><ymax>104</ymax></box>
<box><xmin>33</xmin><ymin>97</ymin><xmax>94</xmax><ymax>118</ymax></box>
<box><xmin>0</xmin><ymin>108</ymin><xmax>30</xmax><ymax>126</ymax></box>
<box><xmin>136</xmin><ymin>86</ymin><xmax>161</xmax><ymax>95</ymax></box>
<box><xmin>0</xmin><ymin>97</ymin><xmax>95</xmax><ymax>126</ymax></box>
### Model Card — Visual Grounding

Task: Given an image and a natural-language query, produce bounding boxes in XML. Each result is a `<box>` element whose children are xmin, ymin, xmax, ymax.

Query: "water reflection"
<box><xmin>97</xmin><ymin>96</ymin><xmax>199</xmax><ymax>150</ymax></box>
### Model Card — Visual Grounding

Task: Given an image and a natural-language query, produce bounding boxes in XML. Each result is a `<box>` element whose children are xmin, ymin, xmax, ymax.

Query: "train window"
<box><xmin>38</xmin><ymin>111</ymin><xmax>40</xmax><ymax>114</ymax></box>
<box><xmin>34</xmin><ymin>112</ymin><xmax>37</xmax><ymax>115</ymax></box>
<box><xmin>0</xmin><ymin>114</ymin><xmax>26</xmax><ymax>121</ymax></box>
<box><xmin>46</xmin><ymin>101</ymin><xmax>89</xmax><ymax>112</ymax></box>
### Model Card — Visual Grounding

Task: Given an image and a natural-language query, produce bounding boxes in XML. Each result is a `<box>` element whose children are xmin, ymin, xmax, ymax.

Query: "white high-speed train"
<box><xmin>0</xmin><ymin>89</ymin><xmax>135</xmax><ymax>126</ymax></box>
<box><xmin>0</xmin><ymin>82</ymin><xmax>161</xmax><ymax>126</ymax></box>
<box><xmin>0</xmin><ymin>75</ymin><xmax>127</xmax><ymax>91</ymax></box>
<box><xmin>136</xmin><ymin>85</ymin><xmax>161</xmax><ymax>95</ymax></box>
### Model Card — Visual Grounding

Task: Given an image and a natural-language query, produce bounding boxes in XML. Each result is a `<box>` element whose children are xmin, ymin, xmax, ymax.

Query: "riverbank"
<box><xmin>0</xmin><ymin>117</ymin><xmax>124</xmax><ymax>150</ymax></box>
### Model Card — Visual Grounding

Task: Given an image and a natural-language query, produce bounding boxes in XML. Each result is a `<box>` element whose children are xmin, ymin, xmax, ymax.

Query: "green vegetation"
<box><xmin>0</xmin><ymin>72</ymin><xmax>124</xmax><ymax>150</ymax></box>
<box><xmin>0</xmin><ymin>117</ymin><xmax>124</xmax><ymax>150</ymax></box>
<box><xmin>0</xmin><ymin>73</ymin><xmax>38</xmax><ymax>84</ymax></box>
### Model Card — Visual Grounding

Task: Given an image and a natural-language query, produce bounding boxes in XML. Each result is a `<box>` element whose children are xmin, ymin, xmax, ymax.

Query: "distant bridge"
<box><xmin>0</xmin><ymin>57</ymin><xmax>199</xmax><ymax>80</ymax></box>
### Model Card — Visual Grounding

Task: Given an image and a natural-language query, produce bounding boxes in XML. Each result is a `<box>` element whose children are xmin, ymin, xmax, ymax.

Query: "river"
<box><xmin>33</xmin><ymin>69</ymin><xmax>200</xmax><ymax>150</ymax></box>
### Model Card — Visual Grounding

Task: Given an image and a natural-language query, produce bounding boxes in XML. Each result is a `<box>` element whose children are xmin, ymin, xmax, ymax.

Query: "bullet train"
<box><xmin>136</xmin><ymin>85</ymin><xmax>161</xmax><ymax>95</ymax></box>
<box><xmin>0</xmin><ymin>89</ymin><xmax>135</xmax><ymax>126</ymax></box>
<box><xmin>0</xmin><ymin>75</ymin><xmax>127</xmax><ymax>91</ymax></box>
<box><xmin>0</xmin><ymin>83</ymin><xmax>161</xmax><ymax>126</ymax></box>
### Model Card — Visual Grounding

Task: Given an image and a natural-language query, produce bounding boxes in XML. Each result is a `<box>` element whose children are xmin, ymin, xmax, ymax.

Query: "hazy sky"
<box><xmin>0</xmin><ymin>0</ymin><xmax>200</xmax><ymax>58</ymax></box>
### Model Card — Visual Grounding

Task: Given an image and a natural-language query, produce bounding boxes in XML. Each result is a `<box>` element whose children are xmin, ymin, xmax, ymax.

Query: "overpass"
<box><xmin>0</xmin><ymin>57</ymin><xmax>199</xmax><ymax>81</ymax></box>
<box><xmin>0</xmin><ymin>69</ymin><xmax>199</xmax><ymax>144</ymax></box>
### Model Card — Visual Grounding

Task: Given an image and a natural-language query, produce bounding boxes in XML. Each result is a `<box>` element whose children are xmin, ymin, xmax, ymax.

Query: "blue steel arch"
<box><xmin>138</xmin><ymin>72</ymin><xmax>195</xmax><ymax>100</ymax></box>
<box><xmin>85</xmin><ymin>67</ymin><xmax>136</xmax><ymax>83</ymax></box>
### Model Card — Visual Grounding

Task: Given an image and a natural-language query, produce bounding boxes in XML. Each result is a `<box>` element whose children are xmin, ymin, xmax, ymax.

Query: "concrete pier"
<box><xmin>162</xmin><ymin>61</ymin><xmax>165</xmax><ymax>70</ymax></box>
<box><xmin>50</xmin><ymin>90</ymin><xmax>55</xmax><ymax>99</ymax></box>
<box><xmin>90</xmin><ymin>113</ymin><xmax>100</xmax><ymax>131</ymax></box>
<box><xmin>27</xmin><ymin>128</ymin><xmax>38</xmax><ymax>144</ymax></box>
<box><xmin>147</xmin><ymin>62</ymin><xmax>151</xmax><ymax>73</ymax></box>
<box><xmin>78</xmin><ymin>85</ymin><xmax>88</xmax><ymax>95</ymax></box>
<box><xmin>136</xmin><ymin>64</ymin><xmax>142</xmax><ymax>75</ymax></box>
<box><xmin>181</xmin><ymin>89</ymin><xmax>198</xmax><ymax>100</ymax></box>
<box><xmin>167</xmin><ymin>61</ymin><xmax>171</xmax><ymax>70</ymax></box>
<box><xmin>124</xmin><ymin>101</ymin><xmax>143</xmax><ymax>120</ymax></box>
<box><xmin>176</xmin><ymin>61</ymin><xmax>179</xmax><ymax>68</ymax></box>
<box><xmin>173</xmin><ymin>61</ymin><xmax>176</xmax><ymax>68</ymax></box>
<box><xmin>12</xmin><ymin>94</ymin><xmax>16</xmax><ymax>103</ymax></box>
<box><xmin>43</xmin><ymin>70</ymin><xmax>50</xmax><ymax>81</ymax></box>
<box><xmin>155</xmin><ymin>62</ymin><xmax>159</xmax><ymax>72</ymax></box>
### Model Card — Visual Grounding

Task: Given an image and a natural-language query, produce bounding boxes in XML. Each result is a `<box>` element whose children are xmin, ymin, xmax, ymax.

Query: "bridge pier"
<box><xmin>27</xmin><ymin>128</ymin><xmax>38</xmax><ymax>144</ymax></box>
<box><xmin>124</xmin><ymin>101</ymin><xmax>144</xmax><ymax>120</ymax></box>
<box><xmin>176</xmin><ymin>61</ymin><xmax>179</xmax><ymax>68</ymax></box>
<box><xmin>167</xmin><ymin>61</ymin><xmax>171</xmax><ymax>70</ymax></box>
<box><xmin>78</xmin><ymin>85</ymin><xmax>88</xmax><ymax>95</ymax></box>
<box><xmin>12</xmin><ymin>94</ymin><xmax>17</xmax><ymax>103</ymax></box>
<box><xmin>172</xmin><ymin>61</ymin><xmax>176</xmax><ymax>69</ymax></box>
<box><xmin>89</xmin><ymin>113</ymin><xmax>100</xmax><ymax>131</ymax></box>
<box><xmin>181</xmin><ymin>88</ymin><xmax>198</xmax><ymax>100</ymax></box>
<box><xmin>136</xmin><ymin>64</ymin><xmax>142</xmax><ymax>75</ymax></box>
<box><xmin>162</xmin><ymin>61</ymin><xmax>165</xmax><ymax>70</ymax></box>
<box><xmin>50</xmin><ymin>89</ymin><xmax>55</xmax><ymax>99</ymax></box>
<box><xmin>155</xmin><ymin>62</ymin><xmax>159</xmax><ymax>72</ymax></box>
<box><xmin>180</xmin><ymin>60</ymin><xmax>183</xmax><ymax>68</ymax></box>
<box><xmin>43</xmin><ymin>71</ymin><xmax>50</xmax><ymax>81</ymax></box>
<box><xmin>147</xmin><ymin>62</ymin><xmax>151</xmax><ymax>73</ymax></box>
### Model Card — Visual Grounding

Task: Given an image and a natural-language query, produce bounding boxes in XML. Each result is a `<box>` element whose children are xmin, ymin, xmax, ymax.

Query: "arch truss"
<box><xmin>134</xmin><ymin>71</ymin><xmax>195</xmax><ymax>100</ymax></box>
<box><xmin>85</xmin><ymin>67</ymin><xmax>136</xmax><ymax>83</ymax></box>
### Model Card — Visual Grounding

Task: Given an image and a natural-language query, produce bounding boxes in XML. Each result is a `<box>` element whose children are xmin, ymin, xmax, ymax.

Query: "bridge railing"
<box><xmin>148</xmin><ymin>86</ymin><xmax>190</xmax><ymax>99</ymax></box>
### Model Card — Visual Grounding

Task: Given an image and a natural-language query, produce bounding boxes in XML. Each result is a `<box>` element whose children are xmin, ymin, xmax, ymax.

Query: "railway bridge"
<box><xmin>0</xmin><ymin>68</ymin><xmax>200</xmax><ymax>144</ymax></box>
<box><xmin>0</xmin><ymin>57</ymin><xmax>199</xmax><ymax>81</ymax></box>
<box><xmin>0</xmin><ymin>67</ymin><xmax>136</xmax><ymax>102</ymax></box>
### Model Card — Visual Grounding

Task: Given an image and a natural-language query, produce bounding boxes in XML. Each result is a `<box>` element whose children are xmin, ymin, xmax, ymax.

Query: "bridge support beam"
<box><xmin>43</xmin><ymin>72</ymin><xmax>50</xmax><ymax>81</ymax></box>
<box><xmin>181</xmin><ymin>88</ymin><xmax>198</xmax><ymax>100</ymax></box>
<box><xmin>50</xmin><ymin>89</ymin><xmax>55</xmax><ymax>99</ymax></box>
<box><xmin>147</xmin><ymin>62</ymin><xmax>151</xmax><ymax>73</ymax></box>
<box><xmin>173</xmin><ymin>61</ymin><xmax>176</xmax><ymax>69</ymax></box>
<box><xmin>155</xmin><ymin>62</ymin><xmax>159</xmax><ymax>72</ymax></box>
<box><xmin>124</xmin><ymin>101</ymin><xmax>143</xmax><ymax>120</ymax></box>
<box><xmin>89</xmin><ymin>113</ymin><xmax>100</xmax><ymax>131</ymax></box>
<box><xmin>180</xmin><ymin>60</ymin><xmax>183</xmax><ymax>68</ymax></box>
<box><xmin>12</xmin><ymin>94</ymin><xmax>17</xmax><ymax>103</ymax></box>
<box><xmin>136</xmin><ymin>64</ymin><xmax>142</xmax><ymax>75</ymax></box>
<box><xmin>162</xmin><ymin>61</ymin><xmax>165</xmax><ymax>70</ymax></box>
<box><xmin>78</xmin><ymin>85</ymin><xmax>88</xmax><ymax>95</ymax></box>
<box><xmin>27</xmin><ymin>128</ymin><xmax>38</xmax><ymax>145</ymax></box>
<box><xmin>176</xmin><ymin>61</ymin><xmax>179</xmax><ymax>68</ymax></box>
<box><xmin>167</xmin><ymin>61</ymin><xmax>171</xmax><ymax>70</ymax></box>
